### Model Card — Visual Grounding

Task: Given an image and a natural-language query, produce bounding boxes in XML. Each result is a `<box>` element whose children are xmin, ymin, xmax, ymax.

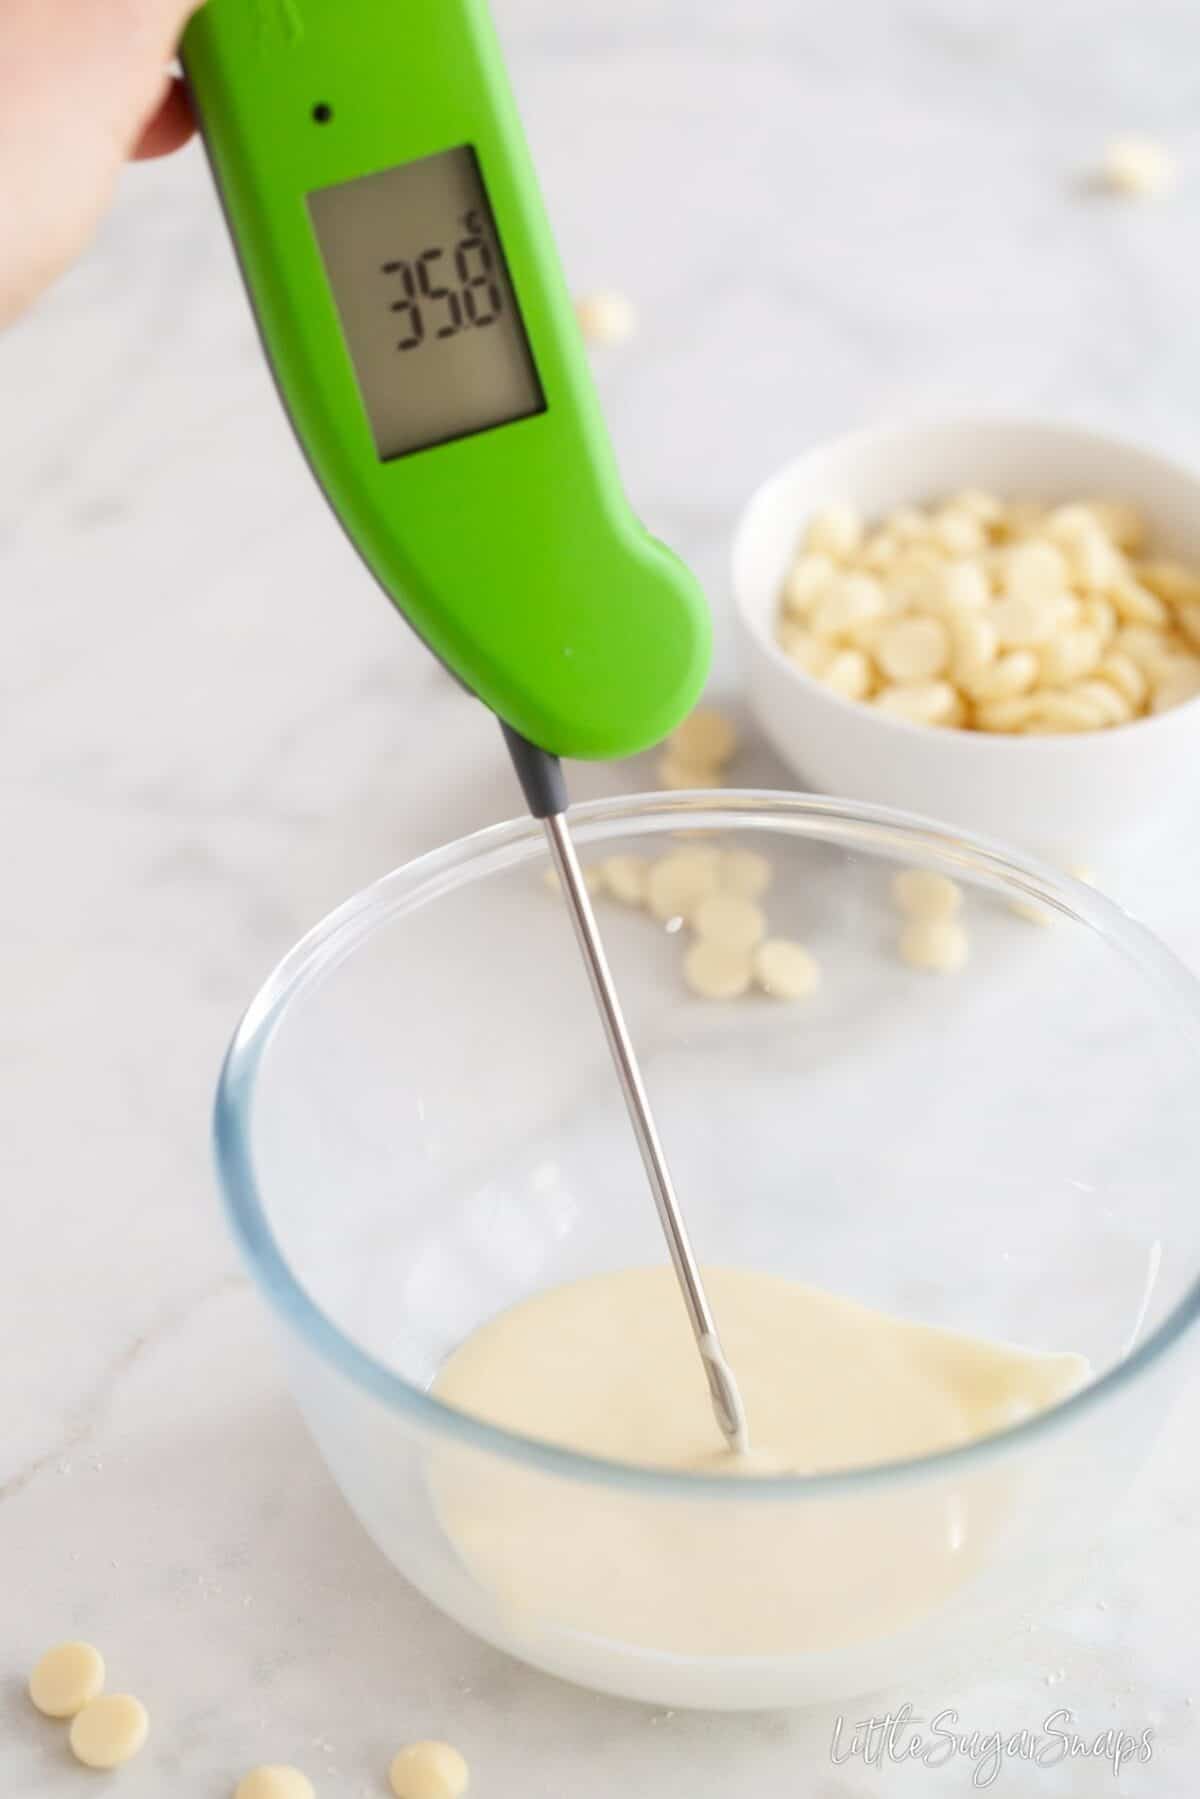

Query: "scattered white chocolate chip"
<box><xmin>690</xmin><ymin>893</ymin><xmax>767</xmax><ymax>953</ymax></box>
<box><xmin>389</xmin><ymin>1740</ymin><xmax>470</xmax><ymax>1799</ymax></box>
<box><xmin>600</xmin><ymin>855</ymin><xmax>648</xmax><ymax>906</ymax></box>
<box><xmin>718</xmin><ymin>848</ymin><xmax>773</xmax><ymax>899</ymax></box>
<box><xmin>683</xmin><ymin>939</ymin><xmax>754</xmax><ymax>1000</ymax></box>
<box><xmin>891</xmin><ymin>869</ymin><xmax>963</xmax><ymax>921</ymax></box>
<box><xmin>646</xmin><ymin>849</ymin><xmax>721</xmax><ymax>922</ymax></box>
<box><xmin>753</xmin><ymin>939</ymin><xmax>820</xmax><ymax>1000</ymax></box>
<box><xmin>574</xmin><ymin>290</ymin><xmax>637</xmax><ymax>345</ymax></box>
<box><xmin>1100</xmin><ymin>135</ymin><xmax>1175</xmax><ymax>198</ymax></box>
<box><xmin>28</xmin><ymin>1641</ymin><xmax>105</xmax><ymax>1719</ymax></box>
<box><xmin>236</xmin><ymin>1768</ymin><xmax>316</xmax><ymax>1799</ymax></box>
<box><xmin>898</xmin><ymin>918</ymin><xmax>969</xmax><ymax>974</ymax></box>
<box><xmin>669</xmin><ymin>706</ymin><xmax>737</xmax><ymax>770</ymax></box>
<box><xmin>69</xmin><ymin>1694</ymin><xmax>149</xmax><ymax>1770</ymax></box>
<box><xmin>656</xmin><ymin>753</ymin><xmax>718</xmax><ymax>792</ymax></box>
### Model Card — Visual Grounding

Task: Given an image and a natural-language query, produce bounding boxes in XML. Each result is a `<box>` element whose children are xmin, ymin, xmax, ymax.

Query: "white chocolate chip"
<box><xmin>1101</xmin><ymin>135</ymin><xmax>1175</xmax><ymax>198</ymax></box>
<box><xmin>1005</xmin><ymin>540</ymin><xmax>1070</xmax><ymax>606</ymax></box>
<box><xmin>991</xmin><ymin>591</ymin><xmax>1068</xmax><ymax>649</ymax></box>
<box><xmin>875</xmin><ymin>616</ymin><xmax>949</xmax><ymax>682</ymax></box>
<box><xmin>1114</xmin><ymin>624</ymin><xmax>1180</xmax><ymax>681</ymax></box>
<box><xmin>389</xmin><ymin>1741</ymin><xmax>470</xmax><ymax>1799</ymax></box>
<box><xmin>1110</xmin><ymin>577</ymin><xmax>1168</xmax><ymax>626</ymax></box>
<box><xmin>656</xmin><ymin>753</ymin><xmax>719</xmax><ymax>792</ymax></box>
<box><xmin>1037</xmin><ymin>626</ymin><xmax>1103</xmax><ymax>687</ymax></box>
<box><xmin>874</xmin><ymin>681</ymin><xmax>962</xmax><ymax>727</ymax></box>
<box><xmin>236</xmin><ymin>1769</ymin><xmax>317</xmax><ymax>1799</ymax></box>
<box><xmin>1095</xmin><ymin>651</ymin><xmax>1147</xmax><ymax>709</ymax></box>
<box><xmin>646</xmin><ymin>849</ymin><xmax>721</xmax><ymax>922</ymax></box>
<box><xmin>690</xmin><ymin>892</ymin><xmax>767</xmax><ymax>953</ymax></box>
<box><xmin>600</xmin><ymin>855</ymin><xmax>648</xmax><ymax>906</ymax></box>
<box><xmin>69</xmin><ymin>1695</ymin><xmax>149</xmax><ymax>1770</ymax></box>
<box><xmin>891</xmin><ymin>869</ymin><xmax>963</xmax><ymax>920</ymax></box>
<box><xmin>1063</xmin><ymin>528</ymin><xmax>1126</xmax><ymax>592</ymax></box>
<box><xmin>859</xmin><ymin>529</ymin><xmax>902</xmax><ymax>572</ymax></box>
<box><xmin>1071</xmin><ymin>678</ymin><xmax>1133</xmax><ymax>726</ymax></box>
<box><xmin>669</xmin><ymin>706</ymin><xmax>738</xmax><ymax>769</ymax></box>
<box><xmin>1151</xmin><ymin>659</ymin><xmax>1200</xmax><ymax>714</ymax></box>
<box><xmin>28</xmin><ymin>1642</ymin><xmax>105</xmax><ymax>1719</ymax></box>
<box><xmin>947</xmin><ymin>611</ymin><xmax>998</xmax><ymax>682</ymax></box>
<box><xmin>574</xmin><ymin>290</ymin><xmax>637</xmax><ymax>345</ymax></box>
<box><xmin>805</xmin><ymin>504</ymin><xmax>863</xmax><ymax>561</ymax></box>
<box><xmin>961</xmin><ymin>650</ymin><xmax>1039</xmax><ymax>701</ymax></box>
<box><xmin>810</xmin><ymin>573</ymin><xmax>885</xmax><ymax>640</ymax></box>
<box><xmin>931</xmin><ymin>558</ymin><xmax>991</xmax><ymax>614</ymax></box>
<box><xmin>1137</xmin><ymin>561</ymin><xmax>1200</xmax><ymax>606</ymax></box>
<box><xmin>930</xmin><ymin>509</ymin><xmax>986</xmax><ymax>556</ymax></box>
<box><xmin>782</xmin><ymin>553</ymin><xmax>837</xmax><ymax>617</ymax></box>
<box><xmin>777</xmin><ymin>626</ymin><xmax>834</xmax><ymax>677</ymax></box>
<box><xmin>683</xmin><ymin>939</ymin><xmax>754</xmax><ymax>1000</ymax></box>
<box><xmin>820</xmin><ymin>647</ymin><xmax>875</xmax><ymax>700</ymax></box>
<box><xmin>975</xmin><ymin>694</ymin><xmax>1040</xmax><ymax>732</ymax></box>
<box><xmin>1085</xmin><ymin>499</ymin><xmax>1145</xmax><ymax>552</ymax></box>
<box><xmin>1025</xmin><ymin>689</ymin><xmax>1109</xmax><ymax>733</ymax></box>
<box><xmin>1079</xmin><ymin>594</ymin><xmax>1118</xmax><ymax>643</ymax></box>
<box><xmin>719</xmin><ymin>848</ymin><xmax>773</xmax><ymax>899</ymax></box>
<box><xmin>886</xmin><ymin>505</ymin><xmax>930</xmax><ymax>542</ymax></box>
<box><xmin>753</xmin><ymin>939</ymin><xmax>821</xmax><ymax>999</ymax></box>
<box><xmin>898</xmin><ymin>918</ymin><xmax>969</xmax><ymax>973</ymax></box>
<box><xmin>1176</xmin><ymin>600</ymin><xmax>1200</xmax><ymax>650</ymax></box>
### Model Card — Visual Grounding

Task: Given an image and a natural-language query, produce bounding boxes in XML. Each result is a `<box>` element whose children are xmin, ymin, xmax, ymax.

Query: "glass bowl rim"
<box><xmin>215</xmin><ymin>790</ymin><xmax>1200</xmax><ymax>1501</ymax></box>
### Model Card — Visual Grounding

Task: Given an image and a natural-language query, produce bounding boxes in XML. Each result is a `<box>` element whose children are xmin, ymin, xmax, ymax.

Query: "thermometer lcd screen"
<box><xmin>308</xmin><ymin>147</ymin><xmax>545</xmax><ymax>459</ymax></box>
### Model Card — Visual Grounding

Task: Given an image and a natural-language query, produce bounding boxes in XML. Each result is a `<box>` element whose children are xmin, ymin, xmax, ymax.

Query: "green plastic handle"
<box><xmin>181</xmin><ymin>0</ymin><xmax>710</xmax><ymax>760</ymax></box>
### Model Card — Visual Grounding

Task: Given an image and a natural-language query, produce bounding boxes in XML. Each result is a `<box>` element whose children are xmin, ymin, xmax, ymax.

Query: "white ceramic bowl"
<box><xmin>733</xmin><ymin>417</ymin><xmax>1200</xmax><ymax>856</ymax></box>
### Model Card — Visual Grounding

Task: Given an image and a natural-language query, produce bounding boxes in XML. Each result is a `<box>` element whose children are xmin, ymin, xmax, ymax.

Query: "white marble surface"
<box><xmin>2</xmin><ymin>0</ymin><xmax>1199</xmax><ymax>1790</ymax></box>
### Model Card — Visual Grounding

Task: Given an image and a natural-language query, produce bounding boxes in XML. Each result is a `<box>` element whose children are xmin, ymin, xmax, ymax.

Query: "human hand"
<box><xmin>0</xmin><ymin>0</ymin><xmax>200</xmax><ymax>329</ymax></box>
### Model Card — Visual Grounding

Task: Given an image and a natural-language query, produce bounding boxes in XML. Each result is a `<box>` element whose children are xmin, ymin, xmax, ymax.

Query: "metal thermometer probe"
<box><xmin>505</xmin><ymin>731</ymin><xmax>750</xmax><ymax>1454</ymax></box>
<box><xmin>183</xmin><ymin>0</ymin><xmax>749</xmax><ymax>1452</ymax></box>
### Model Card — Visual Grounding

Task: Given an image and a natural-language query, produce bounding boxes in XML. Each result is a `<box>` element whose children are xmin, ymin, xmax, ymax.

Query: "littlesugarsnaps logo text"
<box><xmin>830</xmin><ymin>1705</ymin><xmax>1154</xmax><ymax>1787</ymax></box>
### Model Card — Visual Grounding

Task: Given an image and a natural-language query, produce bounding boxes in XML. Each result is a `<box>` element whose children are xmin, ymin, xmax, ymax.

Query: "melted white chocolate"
<box><xmin>433</xmin><ymin>1267</ymin><xmax>1089</xmax><ymax>1656</ymax></box>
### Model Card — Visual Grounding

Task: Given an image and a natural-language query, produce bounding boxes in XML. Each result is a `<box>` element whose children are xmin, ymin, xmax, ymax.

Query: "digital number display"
<box><xmin>308</xmin><ymin>147</ymin><xmax>545</xmax><ymax>460</ymax></box>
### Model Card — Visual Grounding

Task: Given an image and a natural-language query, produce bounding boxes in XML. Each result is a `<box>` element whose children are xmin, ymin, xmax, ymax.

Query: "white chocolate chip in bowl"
<box><xmin>733</xmin><ymin>416</ymin><xmax>1200</xmax><ymax>855</ymax></box>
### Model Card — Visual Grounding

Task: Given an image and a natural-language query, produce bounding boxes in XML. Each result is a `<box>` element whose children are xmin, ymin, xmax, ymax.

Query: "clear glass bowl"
<box><xmin>215</xmin><ymin>794</ymin><xmax>1200</xmax><ymax>1709</ymax></box>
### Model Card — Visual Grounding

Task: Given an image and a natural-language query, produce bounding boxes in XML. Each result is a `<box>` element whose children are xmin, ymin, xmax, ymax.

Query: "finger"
<box><xmin>131</xmin><ymin>75</ymin><xmax>194</xmax><ymax>160</ymax></box>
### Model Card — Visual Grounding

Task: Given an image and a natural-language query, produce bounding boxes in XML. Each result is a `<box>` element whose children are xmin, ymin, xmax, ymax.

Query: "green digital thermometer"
<box><xmin>181</xmin><ymin>0</ymin><xmax>710</xmax><ymax>762</ymax></box>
